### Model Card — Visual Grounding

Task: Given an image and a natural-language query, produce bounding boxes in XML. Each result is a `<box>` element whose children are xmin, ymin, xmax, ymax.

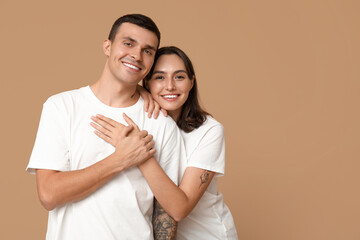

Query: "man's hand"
<box><xmin>91</xmin><ymin>113</ymin><xmax>156</xmax><ymax>169</ymax></box>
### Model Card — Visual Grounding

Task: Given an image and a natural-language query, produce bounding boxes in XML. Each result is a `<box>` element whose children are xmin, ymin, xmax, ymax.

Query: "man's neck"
<box><xmin>90</xmin><ymin>78</ymin><xmax>139</xmax><ymax>108</ymax></box>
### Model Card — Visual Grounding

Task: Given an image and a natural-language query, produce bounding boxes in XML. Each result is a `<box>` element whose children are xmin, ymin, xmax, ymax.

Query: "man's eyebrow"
<box><xmin>145</xmin><ymin>44</ymin><xmax>156</xmax><ymax>51</ymax></box>
<box><xmin>122</xmin><ymin>37</ymin><xmax>156</xmax><ymax>51</ymax></box>
<box><xmin>122</xmin><ymin>37</ymin><xmax>137</xmax><ymax>43</ymax></box>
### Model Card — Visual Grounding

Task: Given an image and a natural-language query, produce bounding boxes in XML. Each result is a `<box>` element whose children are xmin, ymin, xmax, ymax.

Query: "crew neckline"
<box><xmin>84</xmin><ymin>85</ymin><xmax>142</xmax><ymax>111</ymax></box>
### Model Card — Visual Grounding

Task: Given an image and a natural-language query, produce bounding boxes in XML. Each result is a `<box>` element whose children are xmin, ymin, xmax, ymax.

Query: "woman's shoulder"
<box><xmin>201</xmin><ymin>115</ymin><xmax>224</xmax><ymax>132</ymax></box>
<box><xmin>184</xmin><ymin>115</ymin><xmax>224</xmax><ymax>139</ymax></box>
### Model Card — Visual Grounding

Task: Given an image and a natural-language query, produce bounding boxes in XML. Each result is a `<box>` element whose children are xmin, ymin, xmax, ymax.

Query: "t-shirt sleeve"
<box><xmin>156</xmin><ymin>121</ymin><xmax>186</xmax><ymax>185</ymax></box>
<box><xmin>26</xmin><ymin>98</ymin><xmax>70</xmax><ymax>174</ymax></box>
<box><xmin>187</xmin><ymin>124</ymin><xmax>225</xmax><ymax>176</ymax></box>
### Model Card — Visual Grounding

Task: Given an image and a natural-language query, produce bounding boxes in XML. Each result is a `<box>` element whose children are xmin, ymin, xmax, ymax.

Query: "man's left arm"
<box><xmin>153</xmin><ymin>199</ymin><xmax>177</xmax><ymax>240</ymax></box>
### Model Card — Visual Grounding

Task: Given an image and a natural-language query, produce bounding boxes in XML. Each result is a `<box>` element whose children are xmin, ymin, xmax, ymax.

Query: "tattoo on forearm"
<box><xmin>199</xmin><ymin>170</ymin><xmax>210</xmax><ymax>189</ymax></box>
<box><xmin>153</xmin><ymin>200</ymin><xmax>177</xmax><ymax>240</ymax></box>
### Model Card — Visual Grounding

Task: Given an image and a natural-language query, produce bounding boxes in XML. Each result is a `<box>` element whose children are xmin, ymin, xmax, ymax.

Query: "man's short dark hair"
<box><xmin>108</xmin><ymin>14</ymin><xmax>161</xmax><ymax>48</ymax></box>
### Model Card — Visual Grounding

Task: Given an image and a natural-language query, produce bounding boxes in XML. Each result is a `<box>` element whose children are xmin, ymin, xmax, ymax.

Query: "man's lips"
<box><xmin>122</xmin><ymin>62</ymin><xmax>142</xmax><ymax>71</ymax></box>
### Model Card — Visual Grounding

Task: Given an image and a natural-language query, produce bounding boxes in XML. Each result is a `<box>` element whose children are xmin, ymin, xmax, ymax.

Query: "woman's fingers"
<box><xmin>147</xmin><ymin>97</ymin><xmax>155</xmax><ymax>118</ymax></box>
<box><xmin>153</xmin><ymin>102</ymin><xmax>161</xmax><ymax>119</ymax></box>
<box><xmin>96</xmin><ymin>114</ymin><xmax>126</xmax><ymax>128</ymax></box>
<box><xmin>91</xmin><ymin>115</ymin><xmax>114</xmax><ymax>132</ymax></box>
<box><xmin>93</xmin><ymin>129</ymin><xmax>112</xmax><ymax>143</ymax></box>
<box><xmin>90</xmin><ymin>122</ymin><xmax>111</xmax><ymax>137</ymax></box>
<box><xmin>161</xmin><ymin>108</ymin><xmax>168</xmax><ymax>117</ymax></box>
<box><xmin>123</xmin><ymin>113</ymin><xmax>140</xmax><ymax>131</ymax></box>
<box><xmin>137</xmin><ymin>85</ymin><xmax>149</xmax><ymax>112</ymax></box>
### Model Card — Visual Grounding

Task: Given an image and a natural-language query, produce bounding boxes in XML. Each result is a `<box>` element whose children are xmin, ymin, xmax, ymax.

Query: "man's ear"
<box><xmin>103</xmin><ymin>39</ymin><xmax>111</xmax><ymax>56</ymax></box>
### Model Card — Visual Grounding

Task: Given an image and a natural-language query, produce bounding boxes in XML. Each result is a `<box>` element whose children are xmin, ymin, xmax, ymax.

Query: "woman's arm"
<box><xmin>139</xmin><ymin>158</ymin><xmax>215</xmax><ymax>221</ymax></box>
<box><xmin>91</xmin><ymin>114</ymin><xmax>216</xmax><ymax>221</ymax></box>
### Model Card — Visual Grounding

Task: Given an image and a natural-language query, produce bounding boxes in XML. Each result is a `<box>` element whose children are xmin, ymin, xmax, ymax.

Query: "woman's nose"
<box><xmin>165</xmin><ymin>79</ymin><xmax>175</xmax><ymax>91</ymax></box>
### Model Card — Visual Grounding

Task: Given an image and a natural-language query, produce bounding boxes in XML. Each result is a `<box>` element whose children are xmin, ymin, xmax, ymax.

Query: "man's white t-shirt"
<box><xmin>177</xmin><ymin>116</ymin><xmax>238</xmax><ymax>240</ymax></box>
<box><xmin>27</xmin><ymin>86</ymin><xmax>186</xmax><ymax>240</ymax></box>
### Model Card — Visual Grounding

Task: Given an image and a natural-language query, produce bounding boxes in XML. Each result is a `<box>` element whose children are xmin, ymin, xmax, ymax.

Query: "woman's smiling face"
<box><xmin>147</xmin><ymin>54</ymin><xmax>193</xmax><ymax>120</ymax></box>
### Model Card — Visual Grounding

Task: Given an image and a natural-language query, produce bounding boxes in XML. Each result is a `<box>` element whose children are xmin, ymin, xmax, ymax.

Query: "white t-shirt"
<box><xmin>27</xmin><ymin>86</ymin><xmax>186</xmax><ymax>240</ymax></box>
<box><xmin>177</xmin><ymin>116</ymin><xmax>238</xmax><ymax>240</ymax></box>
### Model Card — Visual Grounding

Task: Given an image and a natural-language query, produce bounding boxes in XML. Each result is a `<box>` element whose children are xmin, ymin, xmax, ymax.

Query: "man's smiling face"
<box><xmin>104</xmin><ymin>22</ymin><xmax>158</xmax><ymax>85</ymax></box>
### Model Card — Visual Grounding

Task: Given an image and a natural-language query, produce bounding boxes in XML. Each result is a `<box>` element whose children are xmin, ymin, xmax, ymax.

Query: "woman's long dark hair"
<box><xmin>144</xmin><ymin>46</ymin><xmax>209</xmax><ymax>133</ymax></box>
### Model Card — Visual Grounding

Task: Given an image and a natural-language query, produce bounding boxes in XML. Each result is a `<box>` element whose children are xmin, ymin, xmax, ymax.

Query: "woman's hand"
<box><xmin>90</xmin><ymin>113</ymin><xmax>143</xmax><ymax>147</ymax></box>
<box><xmin>137</xmin><ymin>85</ymin><xmax>167</xmax><ymax>119</ymax></box>
<box><xmin>90</xmin><ymin>113</ymin><xmax>156</xmax><ymax>168</ymax></box>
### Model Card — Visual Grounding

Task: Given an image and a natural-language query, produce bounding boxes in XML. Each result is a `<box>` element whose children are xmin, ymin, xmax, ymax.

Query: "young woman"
<box><xmin>91</xmin><ymin>46</ymin><xmax>238</xmax><ymax>239</ymax></box>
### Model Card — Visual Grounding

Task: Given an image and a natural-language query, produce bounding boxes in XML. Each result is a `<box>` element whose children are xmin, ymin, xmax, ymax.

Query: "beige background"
<box><xmin>1</xmin><ymin>0</ymin><xmax>359</xmax><ymax>239</ymax></box>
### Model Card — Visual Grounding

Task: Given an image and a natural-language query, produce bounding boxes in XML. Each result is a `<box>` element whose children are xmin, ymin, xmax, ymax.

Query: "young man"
<box><xmin>27</xmin><ymin>14</ymin><xmax>185</xmax><ymax>240</ymax></box>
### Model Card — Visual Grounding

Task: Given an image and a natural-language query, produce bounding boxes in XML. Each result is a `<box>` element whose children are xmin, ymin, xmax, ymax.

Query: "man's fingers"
<box><xmin>139</xmin><ymin>130</ymin><xmax>149</xmax><ymax>138</ymax></box>
<box><xmin>121</xmin><ymin>125</ymin><xmax>134</xmax><ymax>137</ymax></box>
<box><xmin>123</xmin><ymin>113</ymin><xmax>140</xmax><ymax>131</ymax></box>
<box><xmin>148</xmin><ymin>148</ymin><xmax>156</xmax><ymax>157</ymax></box>
<box><xmin>143</xmin><ymin>134</ymin><xmax>153</xmax><ymax>144</ymax></box>
<box><xmin>146</xmin><ymin>140</ymin><xmax>155</xmax><ymax>151</ymax></box>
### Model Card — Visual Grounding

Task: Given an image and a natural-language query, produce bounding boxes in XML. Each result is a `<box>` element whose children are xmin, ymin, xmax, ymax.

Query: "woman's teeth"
<box><xmin>163</xmin><ymin>95</ymin><xmax>178</xmax><ymax>99</ymax></box>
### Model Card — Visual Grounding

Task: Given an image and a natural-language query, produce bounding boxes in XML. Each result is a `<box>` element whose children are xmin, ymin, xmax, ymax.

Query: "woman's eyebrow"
<box><xmin>174</xmin><ymin>70</ymin><xmax>187</xmax><ymax>74</ymax></box>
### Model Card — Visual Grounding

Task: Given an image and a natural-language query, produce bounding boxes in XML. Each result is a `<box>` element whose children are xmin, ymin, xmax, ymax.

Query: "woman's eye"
<box><xmin>154</xmin><ymin>76</ymin><xmax>164</xmax><ymax>80</ymax></box>
<box><xmin>175</xmin><ymin>75</ymin><xmax>185</xmax><ymax>80</ymax></box>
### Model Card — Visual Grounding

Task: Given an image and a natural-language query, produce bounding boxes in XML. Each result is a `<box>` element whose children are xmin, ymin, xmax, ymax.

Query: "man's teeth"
<box><xmin>123</xmin><ymin>62</ymin><xmax>140</xmax><ymax>70</ymax></box>
<box><xmin>163</xmin><ymin>95</ymin><xmax>178</xmax><ymax>99</ymax></box>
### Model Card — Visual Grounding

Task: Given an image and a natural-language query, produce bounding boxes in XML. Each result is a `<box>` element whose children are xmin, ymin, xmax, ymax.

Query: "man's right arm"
<box><xmin>36</xmin><ymin>125</ymin><xmax>155</xmax><ymax>211</ymax></box>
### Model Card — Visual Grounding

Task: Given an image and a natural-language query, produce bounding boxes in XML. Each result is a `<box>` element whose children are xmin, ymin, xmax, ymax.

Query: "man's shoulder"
<box><xmin>141</xmin><ymin>113</ymin><xmax>181</xmax><ymax>144</ymax></box>
<box><xmin>45</xmin><ymin>86</ymin><xmax>86</xmax><ymax>105</ymax></box>
<box><xmin>144</xmin><ymin>113</ymin><xmax>178</xmax><ymax>130</ymax></box>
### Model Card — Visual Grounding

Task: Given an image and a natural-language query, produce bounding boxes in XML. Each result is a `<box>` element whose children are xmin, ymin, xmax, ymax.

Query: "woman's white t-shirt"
<box><xmin>177</xmin><ymin>116</ymin><xmax>238</xmax><ymax>240</ymax></box>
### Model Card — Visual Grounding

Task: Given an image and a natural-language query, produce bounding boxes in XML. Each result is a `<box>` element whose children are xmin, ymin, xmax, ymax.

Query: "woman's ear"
<box><xmin>144</xmin><ymin>80</ymin><xmax>149</xmax><ymax>89</ymax></box>
<box><xmin>191</xmin><ymin>76</ymin><xmax>195</xmax><ymax>88</ymax></box>
<box><xmin>103</xmin><ymin>39</ymin><xmax>111</xmax><ymax>56</ymax></box>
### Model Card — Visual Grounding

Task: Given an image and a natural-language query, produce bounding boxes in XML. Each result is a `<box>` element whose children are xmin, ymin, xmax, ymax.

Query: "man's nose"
<box><xmin>130</xmin><ymin>47</ymin><xmax>142</xmax><ymax>62</ymax></box>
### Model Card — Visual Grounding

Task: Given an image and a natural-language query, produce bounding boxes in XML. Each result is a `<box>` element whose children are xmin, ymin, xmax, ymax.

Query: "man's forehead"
<box><xmin>115</xmin><ymin>22</ymin><xmax>158</xmax><ymax>48</ymax></box>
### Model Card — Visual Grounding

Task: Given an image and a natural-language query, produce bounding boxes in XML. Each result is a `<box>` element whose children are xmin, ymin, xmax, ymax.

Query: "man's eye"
<box><xmin>124</xmin><ymin>42</ymin><xmax>132</xmax><ymax>46</ymax></box>
<box><xmin>144</xmin><ymin>49</ymin><xmax>152</xmax><ymax>55</ymax></box>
